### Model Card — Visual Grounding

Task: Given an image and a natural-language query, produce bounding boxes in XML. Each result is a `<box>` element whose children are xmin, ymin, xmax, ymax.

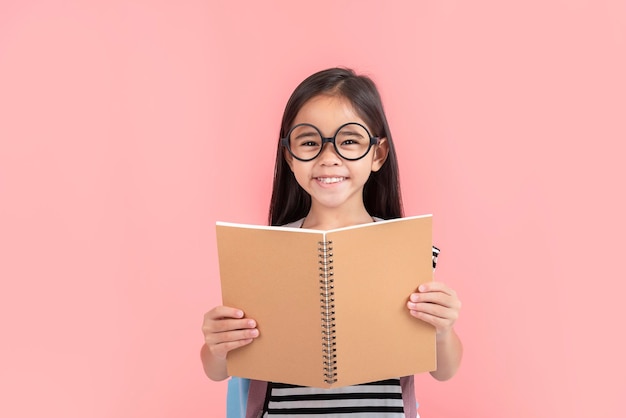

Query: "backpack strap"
<box><xmin>400</xmin><ymin>375</ymin><xmax>418</xmax><ymax>417</ymax></box>
<box><xmin>245</xmin><ymin>379</ymin><xmax>268</xmax><ymax>418</ymax></box>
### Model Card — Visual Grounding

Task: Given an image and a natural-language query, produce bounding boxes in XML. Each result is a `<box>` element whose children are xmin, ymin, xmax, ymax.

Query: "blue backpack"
<box><xmin>226</xmin><ymin>377</ymin><xmax>250</xmax><ymax>417</ymax></box>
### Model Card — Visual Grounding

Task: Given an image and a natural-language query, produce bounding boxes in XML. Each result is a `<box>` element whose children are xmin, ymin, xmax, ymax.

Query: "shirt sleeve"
<box><xmin>432</xmin><ymin>246</ymin><xmax>440</xmax><ymax>270</ymax></box>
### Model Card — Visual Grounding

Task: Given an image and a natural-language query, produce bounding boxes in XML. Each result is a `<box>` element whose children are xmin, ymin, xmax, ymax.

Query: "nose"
<box><xmin>318</xmin><ymin>141</ymin><xmax>341</xmax><ymax>164</ymax></box>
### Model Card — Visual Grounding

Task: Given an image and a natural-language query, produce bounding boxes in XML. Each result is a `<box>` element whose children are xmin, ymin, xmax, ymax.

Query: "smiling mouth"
<box><xmin>316</xmin><ymin>177</ymin><xmax>346</xmax><ymax>184</ymax></box>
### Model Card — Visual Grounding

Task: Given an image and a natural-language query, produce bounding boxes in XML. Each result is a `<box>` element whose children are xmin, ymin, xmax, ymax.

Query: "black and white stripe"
<box><xmin>263</xmin><ymin>379</ymin><xmax>405</xmax><ymax>417</ymax></box>
<box><xmin>432</xmin><ymin>246</ymin><xmax>440</xmax><ymax>269</ymax></box>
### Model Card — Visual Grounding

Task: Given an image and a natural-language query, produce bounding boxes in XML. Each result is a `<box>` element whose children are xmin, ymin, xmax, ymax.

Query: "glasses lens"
<box><xmin>335</xmin><ymin>123</ymin><xmax>371</xmax><ymax>160</ymax></box>
<box><xmin>288</xmin><ymin>125</ymin><xmax>322</xmax><ymax>160</ymax></box>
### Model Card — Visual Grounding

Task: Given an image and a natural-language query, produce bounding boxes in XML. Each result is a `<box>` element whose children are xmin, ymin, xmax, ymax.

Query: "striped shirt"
<box><xmin>263</xmin><ymin>379</ymin><xmax>405</xmax><ymax>417</ymax></box>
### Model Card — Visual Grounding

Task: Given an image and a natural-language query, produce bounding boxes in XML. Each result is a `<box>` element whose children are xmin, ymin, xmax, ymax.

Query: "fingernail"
<box><xmin>248</xmin><ymin>320</ymin><xmax>256</xmax><ymax>327</ymax></box>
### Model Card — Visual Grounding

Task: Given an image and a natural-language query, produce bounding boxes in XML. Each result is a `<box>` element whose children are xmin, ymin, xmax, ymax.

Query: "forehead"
<box><xmin>293</xmin><ymin>94</ymin><xmax>368</xmax><ymax>134</ymax></box>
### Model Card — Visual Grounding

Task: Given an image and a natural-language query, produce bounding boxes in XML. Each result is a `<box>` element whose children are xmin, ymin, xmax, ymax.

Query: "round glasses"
<box><xmin>281</xmin><ymin>122</ymin><xmax>380</xmax><ymax>162</ymax></box>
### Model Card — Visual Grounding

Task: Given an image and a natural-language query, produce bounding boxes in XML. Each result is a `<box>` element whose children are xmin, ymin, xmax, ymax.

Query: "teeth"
<box><xmin>318</xmin><ymin>177</ymin><xmax>344</xmax><ymax>184</ymax></box>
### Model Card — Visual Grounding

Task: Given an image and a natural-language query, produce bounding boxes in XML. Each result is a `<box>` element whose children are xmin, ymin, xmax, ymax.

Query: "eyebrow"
<box><xmin>336</xmin><ymin>129</ymin><xmax>365</xmax><ymax>137</ymax></box>
<box><xmin>293</xmin><ymin>131</ymin><xmax>319</xmax><ymax>139</ymax></box>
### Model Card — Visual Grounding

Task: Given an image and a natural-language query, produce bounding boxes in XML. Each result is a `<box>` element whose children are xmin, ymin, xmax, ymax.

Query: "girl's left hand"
<box><xmin>407</xmin><ymin>281</ymin><xmax>461</xmax><ymax>337</ymax></box>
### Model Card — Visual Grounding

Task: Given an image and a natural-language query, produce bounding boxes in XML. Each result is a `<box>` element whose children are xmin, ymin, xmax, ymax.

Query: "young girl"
<box><xmin>202</xmin><ymin>68</ymin><xmax>462</xmax><ymax>417</ymax></box>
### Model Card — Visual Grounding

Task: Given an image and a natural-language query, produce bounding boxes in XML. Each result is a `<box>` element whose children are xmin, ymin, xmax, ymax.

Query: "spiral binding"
<box><xmin>318</xmin><ymin>239</ymin><xmax>337</xmax><ymax>384</ymax></box>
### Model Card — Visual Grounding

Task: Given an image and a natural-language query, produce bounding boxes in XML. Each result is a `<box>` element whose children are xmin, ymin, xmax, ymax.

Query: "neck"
<box><xmin>302</xmin><ymin>204</ymin><xmax>374</xmax><ymax>230</ymax></box>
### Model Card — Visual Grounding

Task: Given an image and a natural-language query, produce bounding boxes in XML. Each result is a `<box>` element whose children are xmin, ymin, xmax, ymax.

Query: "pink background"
<box><xmin>1</xmin><ymin>1</ymin><xmax>625</xmax><ymax>417</ymax></box>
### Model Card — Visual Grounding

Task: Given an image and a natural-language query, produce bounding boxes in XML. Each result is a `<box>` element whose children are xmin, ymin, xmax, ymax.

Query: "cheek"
<box><xmin>289</xmin><ymin>165</ymin><xmax>310</xmax><ymax>185</ymax></box>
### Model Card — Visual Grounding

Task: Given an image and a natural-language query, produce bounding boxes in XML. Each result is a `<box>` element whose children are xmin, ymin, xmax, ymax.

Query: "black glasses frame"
<box><xmin>280</xmin><ymin>122</ymin><xmax>380</xmax><ymax>162</ymax></box>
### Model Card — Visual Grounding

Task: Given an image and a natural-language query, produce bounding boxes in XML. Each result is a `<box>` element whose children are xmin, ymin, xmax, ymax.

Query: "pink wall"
<box><xmin>1</xmin><ymin>1</ymin><xmax>624</xmax><ymax>417</ymax></box>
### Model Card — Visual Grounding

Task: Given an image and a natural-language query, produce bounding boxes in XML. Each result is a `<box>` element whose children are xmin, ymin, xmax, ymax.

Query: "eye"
<box><xmin>340</xmin><ymin>137</ymin><xmax>359</xmax><ymax>145</ymax></box>
<box><xmin>337</xmin><ymin>131</ymin><xmax>367</xmax><ymax>147</ymax></box>
<box><xmin>296</xmin><ymin>134</ymin><xmax>320</xmax><ymax>147</ymax></box>
<box><xmin>302</xmin><ymin>139</ymin><xmax>319</xmax><ymax>147</ymax></box>
<box><xmin>291</xmin><ymin>127</ymin><xmax>321</xmax><ymax>148</ymax></box>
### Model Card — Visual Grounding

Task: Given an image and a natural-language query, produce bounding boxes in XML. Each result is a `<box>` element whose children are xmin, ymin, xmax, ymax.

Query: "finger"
<box><xmin>202</xmin><ymin>306</ymin><xmax>256</xmax><ymax>334</ymax></box>
<box><xmin>409</xmin><ymin>292</ymin><xmax>460</xmax><ymax>310</ymax></box>
<box><xmin>205</xmin><ymin>327</ymin><xmax>260</xmax><ymax>347</ymax></box>
<box><xmin>205</xmin><ymin>306</ymin><xmax>245</xmax><ymax>320</ymax></box>
<box><xmin>417</xmin><ymin>281</ymin><xmax>453</xmax><ymax>295</ymax></box>
<box><xmin>203</xmin><ymin>317</ymin><xmax>257</xmax><ymax>334</ymax></box>
<box><xmin>408</xmin><ymin>301</ymin><xmax>458</xmax><ymax>324</ymax></box>
<box><xmin>409</xmin><ymin>310</ymin><xmax>454</xmax><ymax>331</ymax></box>
<box><xmin>410</xmin><ymin>291</ymin><xmax>449</xmax><ymax>304</ymax></box>
<box><xmin>209</xmin><ymin>337</ymin><xmax>256</xmax><ymax>359</ymax></box>
<box><xmin>407</xmin><ymin>300</ymin><xmax>454</xmax><ymax>320</ymax></box>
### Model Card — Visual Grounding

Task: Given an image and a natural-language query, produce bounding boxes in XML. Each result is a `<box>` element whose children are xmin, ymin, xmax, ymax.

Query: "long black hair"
<box><xmin>268</xmin><ymin>67</ymin><xmax>403</xmax><ymax>226</ymax></box>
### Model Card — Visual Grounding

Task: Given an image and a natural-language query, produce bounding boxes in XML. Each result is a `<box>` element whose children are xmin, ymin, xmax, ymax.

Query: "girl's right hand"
<box><xmin>202</xmin><ymin>306</ymin><xmax>259</xmax><ymax>359</ymax></box>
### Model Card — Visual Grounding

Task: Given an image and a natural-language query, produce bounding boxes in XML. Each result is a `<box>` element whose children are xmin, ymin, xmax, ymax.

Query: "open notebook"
<box><xmin>216</xmin><ymin>215</ymin><xmax>436</xmax><ymax>388</ymax></box>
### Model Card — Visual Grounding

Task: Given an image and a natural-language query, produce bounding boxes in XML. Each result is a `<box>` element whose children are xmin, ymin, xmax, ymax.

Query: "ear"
<box><xmin>370</xmin><ymin>137</ymin><xmax>389</xmax><ymax>172</ymax></box>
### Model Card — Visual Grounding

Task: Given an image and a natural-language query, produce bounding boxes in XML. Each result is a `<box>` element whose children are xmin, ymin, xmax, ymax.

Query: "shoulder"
<box><xmin>282</xmin><ymin>218</ymin><xmax>305</xmax><ymax>228</ymax></box>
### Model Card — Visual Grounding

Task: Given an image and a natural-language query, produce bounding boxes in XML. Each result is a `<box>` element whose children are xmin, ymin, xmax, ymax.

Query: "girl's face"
<box><xmin>284</xmin><ymin>94</ymin><xmax>388</xmax><ymax>214</ymax></box>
